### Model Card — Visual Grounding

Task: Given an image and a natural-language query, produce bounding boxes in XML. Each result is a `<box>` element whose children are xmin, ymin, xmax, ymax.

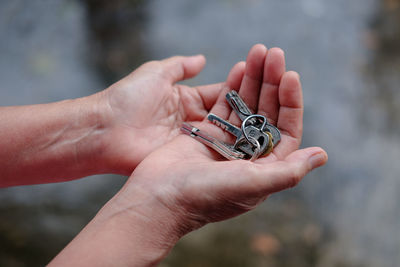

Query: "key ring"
<box><xmin>241</xmin><ymin>114</ymin><xmax>268</xmax><ymax>145</ymax></box>
<box><xmin>248</xmin><ymin>136</ymin><xmax>261</xmax><ymax>162</ymax></box>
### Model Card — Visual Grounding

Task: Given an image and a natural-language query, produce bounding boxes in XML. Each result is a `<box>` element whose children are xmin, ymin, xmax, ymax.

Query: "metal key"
<box><xmin>225</xmin><ymin>92</ymin><xmax>273</xmax><ymax>156</ymax></box>
<box><xmin>180</xmin><ymin>91</ymin><xmax>280</xmax><ymax>161</ymax></box>
<box><xmin>226</xmin><ymin>90</ymin><xmax>281</xmax><ymax>146</ymax></box>
<box><xmin>207</xmin><ymin>113</ymin><xmax>270</xmax><ymax>158</ymax></box>
<box><xmin>226</xmin><ymin>91</ymin><xmax>252</xmax><ymax>121</ymax></box>
<box><xmin>263</xmin><ymin>124</ymin><xmax>281</xmax><ymax>145</ymax></box>
<box><xmin>181</xmin><ymin>122</ymin><xmax>245</xmax><ymax>160</ymax></box>
<box><xmin>207</xmin><ymin>113</ymin><xmax>242</xmax><ymax>139</ymax></box>
<box><xmin>240</xmin><ymin>114</ymin><xmax>272</xmax><ymax>156</ymax></box>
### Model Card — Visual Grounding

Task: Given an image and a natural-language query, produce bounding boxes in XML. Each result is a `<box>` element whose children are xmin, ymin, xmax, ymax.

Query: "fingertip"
<box><xmin>246</xmin><ymin>44</ymin><xmax>267</xmax><ymax>67</ymax></box>
<box><xmin>236</xmin><ymin>60</ymin><xmax>247</xmax><ymax>69</ymax></box>
<box><xmin>263</xmin><ymin>47</ymin><xmax>286</xmax><ymax>85</ymax></box>
<box><xmin>186</xmin><ymin>54</ymin><xmax>206</xmax><ymax>69</ymax></box>
<box><xmin>230</xmin><ymin>61</ymin><xmax>246</xmax><ymax>73</ymax></box>
<box><xmin>160</xmin><ymin>55</ymin><xmax>206</xmax><ymax>82</ymax></box>
<box><xmin>181</xmin><ymin>54</ymin><xmax>207</xmax><ymax>80</ymax></box>
<box><xmin>226</xmin><ymin>61</ymin><xmax>246</xmax><ymax>90</ymax></box>
<box><xmin>250</xmin><ymin>43</ymin><xmax>268</xmax><ymax>55</ymax></box>
<box><xmin>285</xmin><ymin>147</ymin><xmax>327</xmax><ymax>170</ymax></box>
<box><xmin>268</xmin><ymin>47</ymin><xmax>286</xmax><ymax>70</ymax></box>
<box><xmin>279</xmin><ymin>70</ymin><xmax>303</xmax><ymax>109</ymax></box>
<box><xmin>285</xmin><ymin>71</ymin><xmax>300</xmax><ymax>82</ymax></box>
<box><xmin>308</xmin><ymin>148</ymin><xmax>328</xmax><ymax>169</ymax></box>
<box><xmin>190</xmin><ymin>54</ymin><xmax>206</xmax><ymax>65</ymax></box>
<box><xmin>283</xmin><ymin>71</ymin><xmax>302</xmax><ymax>96</ymax></box>
<box><xmin>269</xmin><ymin>47</ymin><xmax>285</xmax><ymax>56</ymax></box>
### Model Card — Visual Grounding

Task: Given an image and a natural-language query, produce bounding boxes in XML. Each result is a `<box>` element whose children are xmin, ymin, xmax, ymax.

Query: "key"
<box><xmin>212</xmin><ymin>91</ymin><xmax>272</xmax><ymax>157</ymax></box>
<box><xmin>208</xmin><ymin>113</ymin><xmax>270</xmax><ymax>157</ymax></box>
<box><xmin>226</xmin><ymin>90</ymin><xmax>281</xmax><ymax>146</ymax></box>
<box><xmin>264</xmin><ymin>124</ymin><xmax>281</xmax><ymax>145</ymax></box>
<box><xmin>240</xmin><ymin>114</ymin><xmax>271</xmax><ymax>155</ymax></box>
<box><xmin>208</xmin><ymin>113</ymin><xmax>271</xmax><ymax>157</ymax></box>
<box><xmin>263</xmin><ymin>131</ymin><xmax>274</xmax><ymax>155</ymax></box>
<box><xmin>226</xmin><ymin>91</ymin><xmax>279</xmax><ymax>157</ymax></box>
<box><xmin>181</xmin><ymin>122</ymin><xmax>246</xmax><ymax>160</ymax></box>
<box><xmin>226</xmin><ymin>91</ymin><xmax>252</xmax><ymax>121</ymax></box>
<box><xmin>207</xmin><ymin>113</ymin><xmax>242</xmax><ymax>139</ymax></box>
<box><xmin>181</xmin><ymin>91</ymin><xmax>279</xmax><ymax>161</ymax></box>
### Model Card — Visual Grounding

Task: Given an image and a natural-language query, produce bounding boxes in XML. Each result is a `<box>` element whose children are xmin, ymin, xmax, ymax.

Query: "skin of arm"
<box><xmin>0</xmin><ymin>53</ymin><xmax>223</xmax><ymax>187</ymax></box>
<box><xmin>0</xmin><ymin>96</ymin><xmax>108</xmax><ymax>186</ymax></box>
<box><xmin>49</xmin><ymin>45</ymin><xmax>328</xmax><ymax>266</ymax></box>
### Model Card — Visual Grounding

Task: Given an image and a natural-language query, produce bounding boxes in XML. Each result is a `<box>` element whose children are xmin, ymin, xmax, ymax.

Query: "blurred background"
<box><xmin>0</xmin><ymin>0</ymin><xmax>399</xmax><ymax>266</ymax></box>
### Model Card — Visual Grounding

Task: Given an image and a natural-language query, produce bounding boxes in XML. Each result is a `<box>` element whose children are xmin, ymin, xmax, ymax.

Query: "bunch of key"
<box><xmin>181</xmin><ymin>91</ymin><xmax>281</xmax><ymax>161</ymax></box>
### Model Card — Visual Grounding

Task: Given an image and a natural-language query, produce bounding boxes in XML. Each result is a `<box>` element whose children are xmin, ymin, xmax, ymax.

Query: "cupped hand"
<box><xmin>96</xmin><ymin>54</ymin><xmax>237</xmax><ymax>174</ymax></box>
<box><xmin>49</xmin><ymin>45</ymin><xmax>327</xmax><ymax>267</ymax></box>
<box><xmin>116</xmin><ymin>44</ymin><xmax>328</xmax><ymax>236</ymax></box>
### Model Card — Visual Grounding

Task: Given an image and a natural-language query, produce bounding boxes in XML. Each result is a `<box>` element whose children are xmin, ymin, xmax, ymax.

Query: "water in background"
<box><xmin>0</xmin><ymin>0</ymin><xmax>399</xmax><ymax>266</ymax></box>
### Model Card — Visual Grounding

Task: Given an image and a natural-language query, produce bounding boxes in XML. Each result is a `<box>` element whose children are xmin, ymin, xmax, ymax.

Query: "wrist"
<box><xmin>69</xmin><ymin>93</ymin><xmax>111</xmax><ymax>175</ymax></box>
<box><xmin>0</xmin><ymin>95</ymin><xmax>113</xmax><ymax>186</ymax></box>
<box><xmin>101</xmin><ymin>182</ymin><xmax>185</xmax><ymax>249</ymax></box>
<box><xmin>51</xmin><ymin>181</ymin><xmax>184</xmax><ymax>266</ymax></box>
<box><xmin>89</xmin><ymin>89</ymin><xmax>148</xmax><ymax>176</ymax></box>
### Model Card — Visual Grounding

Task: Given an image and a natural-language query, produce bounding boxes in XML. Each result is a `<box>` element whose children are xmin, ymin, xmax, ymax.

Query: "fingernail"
<box><xmin>309</xmin><ymin>152</ymin><xmax>327</xmax><ymax>169</ymax></box>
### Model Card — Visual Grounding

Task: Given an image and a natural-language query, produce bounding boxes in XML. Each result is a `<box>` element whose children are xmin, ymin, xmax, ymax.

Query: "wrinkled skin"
<box><xmin>98</xmin><ymin>54</ymin><xmax>213</xmax><ymax>174</ymax></box>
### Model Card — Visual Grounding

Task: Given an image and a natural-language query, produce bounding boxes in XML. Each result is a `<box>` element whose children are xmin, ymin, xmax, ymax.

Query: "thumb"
<box><xmin>161</xmin><ymin>55</ymin><xmax>206</xmax><ymax>83</ymax></box>
<box><xmin>261</xmin><ymin>147</ymin><xmax>328</xmax><ymax>193</ymax></box>
<box><xmin>235</xmin><ymin>147</ymin><xmax>328</xmax><ymax>197</ymax></box>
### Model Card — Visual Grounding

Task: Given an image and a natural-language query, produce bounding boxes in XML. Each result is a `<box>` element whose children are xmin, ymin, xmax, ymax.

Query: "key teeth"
<box><xmin>207</xmin><ymin>113</ymin><xmax>225</xmax><ymax>130</ymax></box>
<box><xmin>207</xmin><ymin>113</ymin><xmax>242</xmax><ymax>139</ymax></box>
<box><xmin>183</xmin><ymin>90</ymin><xmax>281</xmax><ymax>161</ymax></box>
<box><xmin>181</xmin><ymin>122</ymin><xmax>246</xmax><ymax>160</ymax></box>
<box><xmin>212</xmin><ymin>119</ymin><xmax>222</xmax><ymax>128</ymax></box>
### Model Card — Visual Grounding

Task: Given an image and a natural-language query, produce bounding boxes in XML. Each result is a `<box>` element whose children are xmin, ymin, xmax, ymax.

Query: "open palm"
<box><xmin>98</xmin><ymin>54</ymin><xmax>229</xmax><ymax>174</ymax></box>
<box><xmin>123</xmin><ymin>45</ymin><xmax>328</xmax><ymax>231</ymax></box>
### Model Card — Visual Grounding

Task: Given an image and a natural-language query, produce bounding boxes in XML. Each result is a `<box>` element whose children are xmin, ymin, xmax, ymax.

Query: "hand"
<box><xmin>95</xmin><ymin>54</ymin><xmax>224</xmax><ymax>174</ymax></box>
<box><xmin>50</xmin><ymin>45</ymin><xmax>328</xmax><ymax>267</ymax></box>
<box><xmin>116</xmin><ymin>44</ymin><xmax>328</xmax><ymax>239</ymax></box>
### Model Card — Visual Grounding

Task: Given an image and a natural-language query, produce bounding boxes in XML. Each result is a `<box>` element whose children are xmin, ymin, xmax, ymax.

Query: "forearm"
<box><xmin>49</xmin><ymin>184</ymin><xmax>182</xmax><ymax>266</ymax></box>
<box><xmin>0</xmin><ymin>94</ymin><xmax>108</xmax><ymax>187</ymax></box>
